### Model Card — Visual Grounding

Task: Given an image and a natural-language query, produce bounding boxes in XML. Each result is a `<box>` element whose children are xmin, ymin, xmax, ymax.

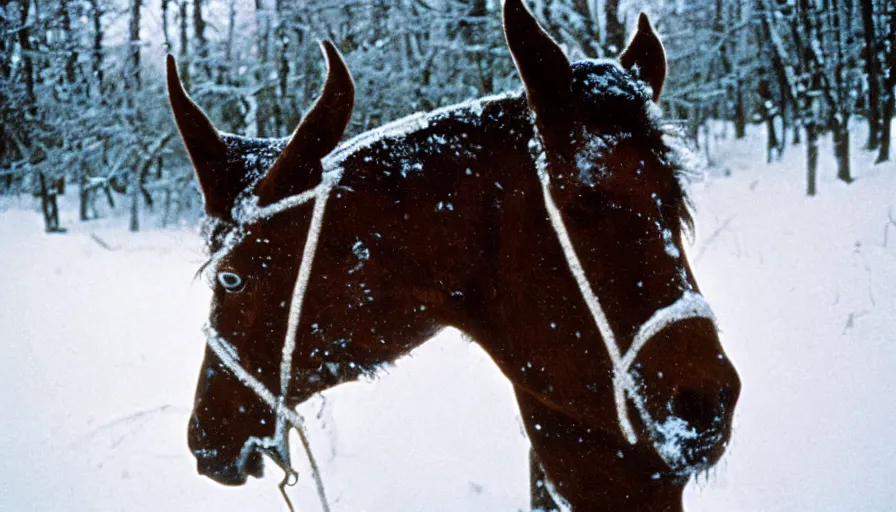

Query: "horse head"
<box><xmin>168</xmin><ymin>5</ymin><xmax>741</xmax><ymax>507</ymax></box>
<box><xmin>502</xmin><ymin>0</ymin><xmax>740</xmax><ymax>492</ymax></box>
<box><xmin>168</xmin><ymin>41</ymin><xmax>354</xmax><ymax>485</ymax></box>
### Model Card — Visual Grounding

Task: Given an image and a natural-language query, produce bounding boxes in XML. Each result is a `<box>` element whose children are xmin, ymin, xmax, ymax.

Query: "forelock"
<box><xmin>570</xmin><ymin>59</ymin><xmax>656</xmax><ymax>135</ymax></box>
<box><xmin>568</xmin><ymin>60</ymin><xmax>695</xmax><ymax>236</ymax></box>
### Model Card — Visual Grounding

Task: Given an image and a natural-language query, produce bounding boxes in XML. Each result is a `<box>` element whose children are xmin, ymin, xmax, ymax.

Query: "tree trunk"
<box><xmin>128</xmin><ymin>0</ymin><xmax>142</xmax><ymax>91</ymax></box>
<box><xmin>273</xmin><ymin>0</ymin><xmax>290</xmax><ymax>135</ymax></box>
<box><xmin>59</xmin><ymin>0</ymin><xmax>78</xmax><ymax>86</ymax></box>
<box><xmin>17</xmin><ymin>0</ymin><xmax>37</xmax><ymax>113</ymax></box>
<box><xmin>876</xmin><ymin>2</ymin><xmax>895</xmax><ymax>163</ymax></box>
<box><xmin>193</xmin><ymin>0</ymin><xmax>208</xmax><ymax>77</ymax></box>
<box><xmin>758</xmin><ymin>0</ymin><xmax>802</xmax><ymax>149</ymax></box>
<box><xmin>807</xmin><ymin>122</ymin><xmax>818</xmax><ymax>196</ymax></box>
<box><xmin>732</xmin><ymin>0</ymin><xmax>746</xmax><ymax>139</ymax></box>
<box><xmin>254</xmin><ymin>0</ymin><xmax>271</xmax><ymax>137</ymax></box>
<box><xmin>225</xmin><ymin>0</ymin><xmax>236</xmax><ymax>61</ymax></box>
<box><xmin>717</xmin><ymin>0</ymin><xmax>734</xmax><ymax>138</ymax></box>
<box><xmin>734</xmin><ymin>84</ymin><xmax>746</xmax><ymax>139</ymax></box>
<box><xmin>830</xmin><ymin>0</ymin><xmax>851</xmax><ymax>183</ymax></box>
<box><xmin>787</xmin><ymin>0</ymin><xmax>810</xmax><ymax>148</ymax></box>
<box><xmin>38</xmin><ymin>173</ymin><xmax>63</xmax><ymax>233</ymax></box>
<box><xmin>759</xmin><ymin>81</ymin><xmax>780</xmax><ymax>162</ymax></box>
<box><xmin>834</xmin><ymin>117</ymin><xmax>852</xmax><ymax>182</ymax></box>
<box><xmin>604</xmin><ymin>0</ymin><xmax>625</xmax><ymax>57</ymax></box>
<box><xmin>129</xmin><ymin>170</ymin><xmax>140</xmax><ymax>232</ymax></box>
<box><xmin>161</xmin><ymin>0</ymin><xmax>171</xmax><ymax>51</ymax></box>
<box><xmin>861</xmin><ymin>0</ymin><xmax>881</xmax><ymax>149</ymax></box>
<box><xmin>79</xmin><ymin>176</ymin><xmax>90</xmax><ymax>221</ymax></box>
<box><xmin>88</xmin><ymin>0</ymin><xmax>104</xmax><ymax>96</ymax></box>
<box><xmin>178</xmin><ymin>0</ymin><xmax>190</xmax><ymax>90</ymax></box>
<box><xmin>0</xmin><ymin>4</ymin><xmax>9</xmax><ymax>82</ymax></box>
<box><xmin>572</xmin><ymin>0</ymin><xmax>597</xmax><ymax>56</ymax></box>
<box><xmin>798</xmin><ymin>0</ymin><xmax>846</xmax><ymax>184</ymax></box>
<box><xmin>689</xmin><ymin>104</ymin><xmax>702</xmax><ymax>146</ymax></box>
<box><xmin>878</xmin><ymin>88</ymin><xmax>893</xmax><ymax>163</ymax></box>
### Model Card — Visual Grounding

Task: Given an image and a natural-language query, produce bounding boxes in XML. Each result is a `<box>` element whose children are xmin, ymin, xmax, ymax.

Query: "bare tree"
<box><xmin>604</xmin><ymin>0</ymin><xmax>625</xmax><ymax>56</ymax></box>
<box><xmin>876</xmin><ymin>0</ymin><xmax>896</xmax><ymax>163</ymax></box>
<box><xmin>0</xmin><ymin>0</ymin><xmax>891</xmax><ymax>225</ymax></box>
<box><xmin>861</xmin><ymin>0</ymin><xmax>882</xmax><ymax>149</ymax></box>
<box><xmin>128</xmin><ymin>0</ymin><xmax>142</xmax><ymax>90</ymax></box>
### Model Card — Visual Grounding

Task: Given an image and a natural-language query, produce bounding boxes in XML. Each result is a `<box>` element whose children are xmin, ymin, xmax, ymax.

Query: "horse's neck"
<box><xmin>518</xmin><ymin>391</ymin><xmax>686</xmax><ymax>511</ymax></box>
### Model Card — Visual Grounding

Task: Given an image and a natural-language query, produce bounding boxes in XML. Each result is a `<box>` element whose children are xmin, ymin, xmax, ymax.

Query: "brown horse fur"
<box><xmin>168</xmin><ymin>5</ymin><xmax>740</xmax><ymax>510</ymax></box>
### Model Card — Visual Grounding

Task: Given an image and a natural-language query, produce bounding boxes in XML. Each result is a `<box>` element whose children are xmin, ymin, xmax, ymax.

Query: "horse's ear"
<box><xmin>256</xmin><ymin>41</ymin><xmax>354</xmax><ymax>205</ymax></box>
<box><xmin>619</xmin><ymin>13</ymin><xmax>666</xmax><ymax>102</ymax></box>
<box><xmin>503</xmin><ymin>0</ymin><xmax>572</xmax><ymax>129</ymax></box>
<box><xmin>167</xmin><ymin>55</ymin><xmax>238</xmax><ymax>219</ymax></box>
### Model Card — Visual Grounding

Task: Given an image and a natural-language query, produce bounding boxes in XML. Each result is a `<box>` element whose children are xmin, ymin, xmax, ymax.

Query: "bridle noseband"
<box><xmin>534</xmin><ymin>134</ymin><xmax>717</xmax><ymax>457</ymax></box>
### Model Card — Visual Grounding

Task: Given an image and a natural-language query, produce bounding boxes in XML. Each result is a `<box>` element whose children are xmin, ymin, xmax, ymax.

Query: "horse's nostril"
<box><xmin>673</xmin><ymin>388</ymin><xmax>719</xmax><ymax>431</ymax></box>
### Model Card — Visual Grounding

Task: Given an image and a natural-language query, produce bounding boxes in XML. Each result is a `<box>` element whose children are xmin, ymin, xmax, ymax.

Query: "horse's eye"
<box><xmin>217</xmin><ymin>272</ymin><xmax>244</xmax><ymax>292</ymax></box>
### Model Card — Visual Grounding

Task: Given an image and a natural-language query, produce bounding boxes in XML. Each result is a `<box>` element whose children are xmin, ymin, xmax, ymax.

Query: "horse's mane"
<box><xmin>322</xmin><ymin>90</ymin><xmax>527</xmax><ymax>173</ymax></box>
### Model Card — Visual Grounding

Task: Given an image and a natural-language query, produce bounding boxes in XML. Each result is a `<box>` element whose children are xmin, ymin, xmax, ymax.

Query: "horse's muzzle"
<box><xmin>188</xmin><ymin>415</ymin><xmax>265</xmax><ymax>486</ymax></box>
<box><xmin>191</xmin><ymin>444</ymin><xmax>265</xmax><ymax>486</ymax></box>
<box><xmin>655</xmin><ymin>383</ymin><xmax>738</xmax><ymax>475</ymax></box>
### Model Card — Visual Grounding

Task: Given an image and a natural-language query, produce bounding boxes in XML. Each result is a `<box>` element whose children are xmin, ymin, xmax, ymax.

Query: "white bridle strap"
<box><xmin>539</xmin><ymin>179</ymin><xmax>622</xmax><ymax>361</ymax></box>
<box><xmin>623</xmin><ymin>291</ymin><xmax>716</xmax><ymax>371</ymax></box>
<box><xmin>540</xmin><ymin>176</ymin><xmax>715</xmax><ymax>445</ymax></box>
<box><xmin>539</xmin><ymin>179</ymin><xmax>638</xmax><ymax>443</ymax></box>
<box><xmin>205</xmin><ymin>325</ymin><xmax>307</xmax><ymax>427</ymax></box>
<box><xmin>203</xmin><ymin>182</ymin><xmax>335</xmax><ymax>512</ymax></box>
<box><xmin>277</xmin><ymin>186</ymin><xmax>331</xmax><ymax>443</ymax></box>
<box><xmin>244</xmin><ymin>183</ymin><xmax>330</xmax><ymax>224</ymax></box>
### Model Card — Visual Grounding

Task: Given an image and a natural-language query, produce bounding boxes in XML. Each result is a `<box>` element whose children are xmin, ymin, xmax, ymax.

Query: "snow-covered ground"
<box><xmin>1</xmin><ymin>123</ymin><xmax>894</xmax><ymax>511</ymax></box>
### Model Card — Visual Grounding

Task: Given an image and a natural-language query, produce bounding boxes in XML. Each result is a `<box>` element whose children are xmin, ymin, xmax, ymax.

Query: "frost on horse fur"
<box><xmin>168</xmin><ymin>2</ymin><xmax>741</xmax><ymax>510</ymax></box>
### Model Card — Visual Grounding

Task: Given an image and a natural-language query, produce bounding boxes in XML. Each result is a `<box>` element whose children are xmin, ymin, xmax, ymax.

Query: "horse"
<box><xmin>167</xmin><ymin>1</ymin><xmax>740</xmax><ymax>509</ymax></box>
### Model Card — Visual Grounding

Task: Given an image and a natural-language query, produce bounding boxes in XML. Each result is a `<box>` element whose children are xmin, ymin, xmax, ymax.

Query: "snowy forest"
<box><xmin>1</xmin><ymin>0</ymin><xmax>894</xmax><ymax>232</ymax></box>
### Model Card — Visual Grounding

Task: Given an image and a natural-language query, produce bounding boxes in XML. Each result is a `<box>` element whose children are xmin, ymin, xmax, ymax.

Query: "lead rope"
<box><xmin>204</xmin><ymin>179</ymin><xmax>336</xmax><ymax>512</ymax></box>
